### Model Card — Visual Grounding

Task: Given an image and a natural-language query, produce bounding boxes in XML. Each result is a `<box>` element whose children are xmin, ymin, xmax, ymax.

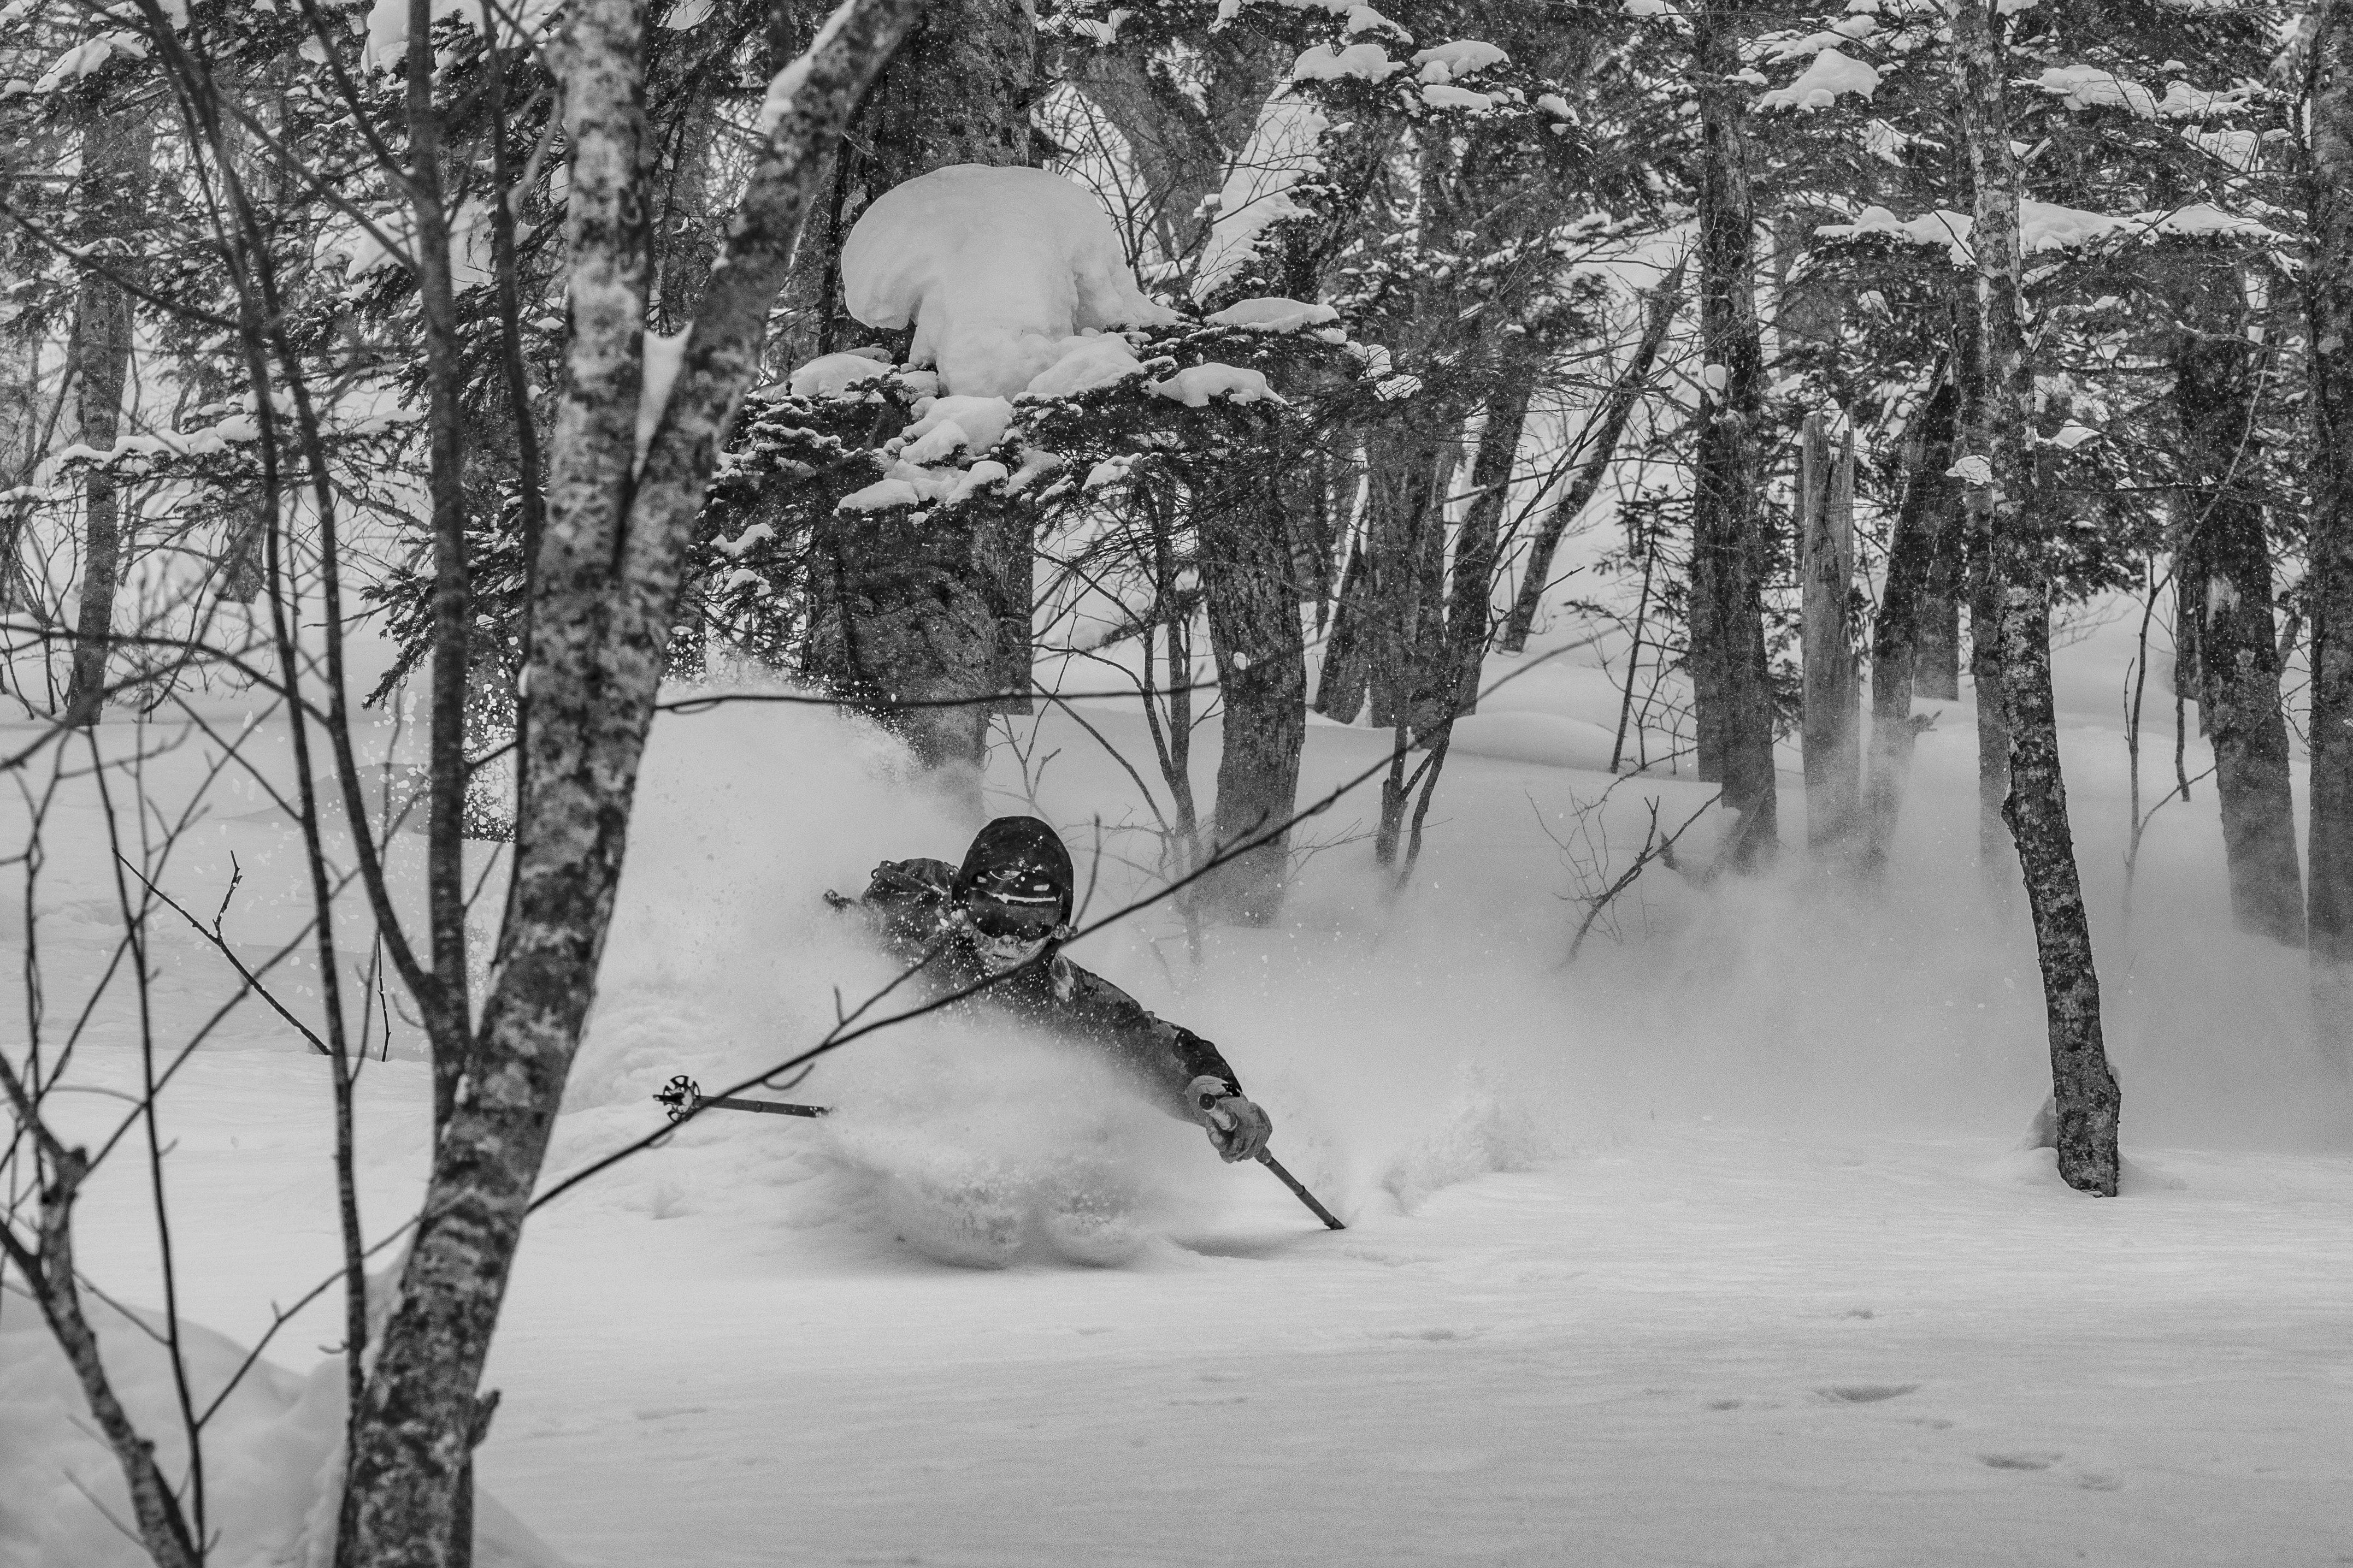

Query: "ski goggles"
<box><xmin>965</xmin><ymin>896</ymin><xmax>1062</xmax><ymax>942</ymax></box>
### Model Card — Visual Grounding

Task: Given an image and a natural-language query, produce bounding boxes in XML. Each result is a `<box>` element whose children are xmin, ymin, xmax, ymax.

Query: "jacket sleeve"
<box><xmin>1048</xmin><ymin>957</ymin><xmax>1244</xmax><ymax>1117</ymax></box>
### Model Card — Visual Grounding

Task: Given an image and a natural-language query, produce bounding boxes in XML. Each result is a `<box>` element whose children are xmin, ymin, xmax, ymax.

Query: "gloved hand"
<box><xmin>1185</xmin><ymin>1075</ymin><xmax>1272</xmax><ymax>1163</ymax></box>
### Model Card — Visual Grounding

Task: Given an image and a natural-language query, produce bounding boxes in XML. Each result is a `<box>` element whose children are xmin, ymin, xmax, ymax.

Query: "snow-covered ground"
<box><xmin>7</xmin><ymin>607</ymin><xmax>2350</xmax><ymax>1565</ymax></box>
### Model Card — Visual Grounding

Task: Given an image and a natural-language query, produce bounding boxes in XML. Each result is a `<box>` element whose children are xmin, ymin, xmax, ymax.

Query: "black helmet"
<box><xmin>955</xmin><ymin>816</ymin><xmax>1074</xmax><ymax>939</ymax></box>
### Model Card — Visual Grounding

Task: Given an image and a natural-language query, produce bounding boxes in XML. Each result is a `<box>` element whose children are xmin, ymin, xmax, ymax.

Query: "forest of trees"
<box><xmin>3</xmin><ymin>0</ymin><xmax>2349</xmax><ymax>1561</ymax></box>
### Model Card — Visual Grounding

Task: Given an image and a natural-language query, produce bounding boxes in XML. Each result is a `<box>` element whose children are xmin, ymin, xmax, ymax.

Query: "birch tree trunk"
<box><xmin>1955</xmin><ymin>0</ymin><xmax>2121</xmax><ymax>1196</ymax></box>
<box><xmin>59</xmin><ymin>110</ymin><xmax>155</xmax><ymax>727</ymax></box>
<box><xmin>335</xmin><ymin>7</ymin><xmax>923</xmax><ymax>1561</ymax></box>
<box><xmin>1688</xmin><ymin>0</ymin><xmax>1777</xmax><ymax>865</ymax></box>
<box><xmin>1860</xmin><ymin>372</ymin><xmax>1960</xmax><ymax>877</ymax></box>
<box><xmin>2169</xmin><ymin>265</ymin><xmax>2303</xmax><ymax>945</ymax></box>
<box><xmin>2304</xmin><ymin>3</ymin><xmax>2353</xmax><ymax>1006</ymax></box>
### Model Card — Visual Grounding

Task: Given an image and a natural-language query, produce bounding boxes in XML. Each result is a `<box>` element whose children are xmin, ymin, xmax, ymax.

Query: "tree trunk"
<box><xmin>802</xmin><ymin>0</ymin><xmax>1037</xmax><ymax>752</ymax></box>
<box><xmin>2311</xmin><ymin>2</ymin><xmax>2353</xmax><ymax>1006</ymax></box>
<box><xmin>1860</xmin><ymin>372</ymin><xmax>1960</xmax><ymax>877</ymax></box>
<box><xmin>1798</xmin><ymin>413</ymin><xmax>1859</xmax><ymax>853</ymax></box>
<box><xmin>59</xmin><ymin>111</ymin><xmax>155</xmax><ymax>727</ymax></box>
<box><xmin>1199</xmin><ymin>458</ymin><xmax>1307</xmax><ymax>923</ymax></box>
<box><xmin>1501</xmin><ymin>262</ymin><xmax>1682</xmax><ymax>653</ymax></box>
<box><xmin>1957</xmin><ymin>273</ymin><xmax>2012</xmax><ymax>881</ymax></box>
<box><xmin>336</xmin><ymin>8</ymin><xmax>921</xmax><ymax>1561</ymax></box>
<box><xmin>1360</xmin><ymin>410</ymin><xmax>1453</xmax><ymax>732</ymax></box>
<box><xmin>1446</xmin><ymin>364</ymin><xmax>1539</xmax><ymax>716</ymax></box>
<box><xmin>1912</xmin><ymin>313</ymin><xmax>1968</xmax><ymax>701</ymax></box>
<box><xmin>1956</xmin><ymin>0</ymin><xmax>2120</xmax><ymax>1196</ymax></box>
<box><xmin>1313</xmin><ymin>527</ymin><xmax>1372</xmax><ymax>721</ymax></box>
<box><xmin>1688</xmin><ymin>0</ymin><xmax>1777</xmax><ymax>865</ymax></box>
<box><xmin>2170</xmin><ymin>267</ymin><xmax>2304</xmax><ymax>945</ymax></box>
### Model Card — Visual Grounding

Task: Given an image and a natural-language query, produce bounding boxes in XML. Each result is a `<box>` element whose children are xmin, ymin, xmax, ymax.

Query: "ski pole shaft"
<box><xmin>656</xmin><ymin>1075</ymin><xmax>829</xmax><ymax>1123</ymax></box>
<box><xmin>704</xmin><ymin>1094</ymin><xmax>828</xmax><ymax>1117</ymax></box>
<box><xmin>1257</xmin><ymin>1150</ymin><xmax>1346</xmax><ymax>1230</ymax></box>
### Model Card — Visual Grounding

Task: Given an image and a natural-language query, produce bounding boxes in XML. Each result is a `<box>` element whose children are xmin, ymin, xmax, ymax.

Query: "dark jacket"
<box><xmin>851</xmin><ymin>857</ymin><xmax>1243</xmax><ymax>1117</ymax></box>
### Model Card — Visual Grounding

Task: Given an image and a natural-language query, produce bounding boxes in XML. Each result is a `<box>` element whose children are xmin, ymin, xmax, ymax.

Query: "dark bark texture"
<box><xmin>1797</xmin><ymin>413</ymin><xmax>1858</xmax><ymax>852</ymax></box>
<box><xmin>1688</xmin><ymin>0</ymin><xmax>1777</xmax><ymax>865</ymax></box>
<box><xmin>1199</xmin><ymin>458</ymin><xmax>1309</xmax><ymax>922</ymax></box>
<box><xmin>1860</xmin><ymin>372</ymin><xmax>1960</xmax><ymax>878</ymax></box>
<box><xmin>1957</xmin><ymin>0</ymin><xmax>2120</xmax><ymax>1196</ymax></box>
<box><xmin>60</xmin><ymin>111</ymin><xmax>155</xmax><ymax>726</ymax></box>
<box><xmin>2169</xmin><ymin>267</ymin><xmax>2303</xmax><ymax>945</ymax></box>
<box><xmin>2306</xmin><ymin>5</ymin><xmax>2353</xmax><ymax>979</ymax></box>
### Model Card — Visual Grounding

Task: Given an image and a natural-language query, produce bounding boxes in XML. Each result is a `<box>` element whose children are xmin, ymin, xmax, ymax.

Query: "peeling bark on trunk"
<box><xmin>334</xmin><ymin>7</ymin><xmax>923</xmax><ymax>1562</ymax></box>
<box><xmin>1199</xmin><ymin>458</ymin><xmax>1307</xmax><ymax>923</ymax></box>
<box><xmin>2169</xmin><ymin>269</ymin><xmax>2304</xmax><ymax>945</ymax></box>
<box><xmin>1860</xmin><ymin>372</ymin><xmax>1960</xmax><ymax>878</ymax></box>
<box><xmin>1798</xmin><ymin>413</ymin><xmax>1859</xmax><ymax>853</ymax></box>
<box><xmin>804</xmin><ymin>503</ymin><xmax>1000</xmax><ymax>772</ymax></box>
<box><xmin>1956</xmin><ymin>0</ymin><xmax>2120</xmax><ymax>1196</ymax></box>
<box><xmin>1688</xmin><ymin>0</ymin><xmax>1777</xmax><ymax>865</ymax></box>
<box><xmin>1501</xmin><ymin>267</ymin><xmax>1679</xmax><ymax>655</ymax></box>
<box><xmin>60</xmin><ymin>111</ymin><xmax>155</xmax><ymax>727</ymax></box>
<box><xmin>2304</xmin><ymin>5</ymin><xmax>2353</xmax><ymax>990</ymax></box>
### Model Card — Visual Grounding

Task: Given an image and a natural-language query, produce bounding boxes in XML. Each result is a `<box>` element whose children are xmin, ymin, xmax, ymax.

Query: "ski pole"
<box><xmin>1199</xmin><ymin>1097</ymin><xmax>1345</xmax><ymax>1230</ymax></box>
<box><xmin>655</xmin><ymin>1075</ymin><xmax>829</xmax><ymax>1121</ymax></box>
<box><xmin>1255</xmin><ymin>1150</ymin><xmax>1346</xmax><ymax>1230</ymax></box>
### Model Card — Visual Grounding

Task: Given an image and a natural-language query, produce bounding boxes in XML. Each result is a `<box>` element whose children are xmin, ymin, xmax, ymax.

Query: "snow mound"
<box><xmin>0</xmin><ymin>1298</ymin><xmax>565</xmax><ymax>1567</ymax></box>
<box><xmin>840</xmin><ymin>165</ymin><xmax>1177</xmax><ymax>398</ymax></box>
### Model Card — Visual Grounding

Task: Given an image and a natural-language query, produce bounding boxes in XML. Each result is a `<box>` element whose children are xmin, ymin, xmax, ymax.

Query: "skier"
<box><xmin>837</xmin><ymin>815</ymin><xmax>1274</xmax><ymax>1164</ymax></box>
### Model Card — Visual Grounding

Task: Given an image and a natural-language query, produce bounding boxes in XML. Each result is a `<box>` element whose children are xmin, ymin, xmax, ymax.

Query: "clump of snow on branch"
<box><xmin>1817</xmin><ymin>200</ymin><xmax>2285</xmax><ymax>265</ymax></box>
<box><xmin>1758</xmin><ymin>49</ymin><xmax>1880</xmax><ymax>112</ymax></box>
<box><xmin>1206</xmin><ymin>297</ymin><xmax>1341</xmax><ymax>332</ymax></box>
<box><xmin>1413</xmin><ymin>40</ymin><xmax>1508</xmax><ymax>81</ymax></box>
<box><xmin>788</xmin><ymin>347</ymin><xmax>894</xmax><ymax>400</ymax></box>
<box><xmin>1292</xmin><ymin>41</ymin><xmax>1403</xmax><ymax>82</ymax></box>
<box><xmin>1148</xmin><ymin>364</ymin><xmax>1282</xmax><ymax>407</ymax></box>
<box><xmin>840</xmin><ymin>164</ymin><xmax>1177</xmax><ymax>398</ymax></box>
<box><xmin>2028</xmin><ymin>65</ymin><xmax>2157</xmax><ymax>119</ymax></box>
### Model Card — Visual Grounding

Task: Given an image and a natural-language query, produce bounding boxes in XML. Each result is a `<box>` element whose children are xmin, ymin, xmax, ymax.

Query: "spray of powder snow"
<box><xmin>546</xmin><ymin>652</ymin><xmax>2346</xmax><ymax>1276</ymax></box>
<box><xmin>552</xmin><ymin>689</ymin><xmax>1232</xmax><ymax>1269</ymax></box>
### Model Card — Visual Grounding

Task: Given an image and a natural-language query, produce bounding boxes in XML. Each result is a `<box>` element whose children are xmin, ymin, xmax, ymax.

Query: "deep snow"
<box><xmin>4</xmin><ymin>597</ymin><xmax>2350</xmax><ymax>1565</ymax></box>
